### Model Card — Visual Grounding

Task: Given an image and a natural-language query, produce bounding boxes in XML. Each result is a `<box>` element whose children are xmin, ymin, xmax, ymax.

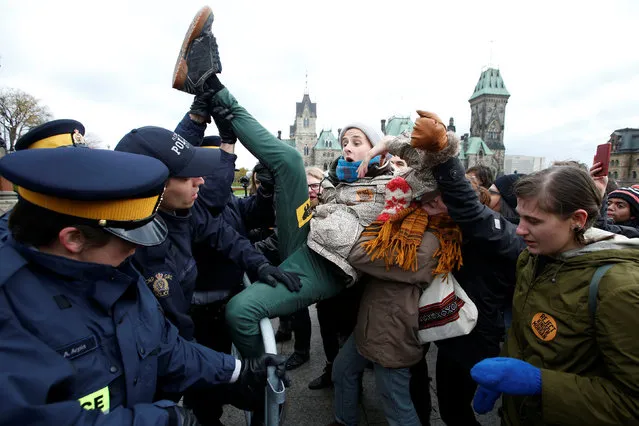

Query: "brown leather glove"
<box><xmin>411</xmin><ymin>110</ymin><xmax>448</xmax><ymax>152</ymax></box>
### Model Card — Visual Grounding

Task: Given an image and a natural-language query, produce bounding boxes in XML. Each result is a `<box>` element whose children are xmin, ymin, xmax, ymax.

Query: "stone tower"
<box><xmin>289</xmin><ymin>89</ymin><xmax>318</xmax><ymax>167</ymax></box>
<box><xmin>469</xmin><ymin>68</ymin><xmax>510</xmax><ymax>176</ymax></box>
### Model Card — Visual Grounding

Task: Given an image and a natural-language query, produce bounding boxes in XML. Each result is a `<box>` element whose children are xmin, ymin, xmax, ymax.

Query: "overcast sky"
<box><xmin>1</xmin><ymin>0</ymin><xmax>638</xmax><ymax>169</ymax></box>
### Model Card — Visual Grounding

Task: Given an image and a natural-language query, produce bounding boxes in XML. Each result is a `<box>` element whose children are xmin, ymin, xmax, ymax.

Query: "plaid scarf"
<box><xmin>361</xmin><ymin>203</ymin><xmax>463</xmax><ymax>275</ymax></box>
<box><xmin>336</xmin><ymin>155</ymin><xmax>382</xmax><ymax>183</ymax></box>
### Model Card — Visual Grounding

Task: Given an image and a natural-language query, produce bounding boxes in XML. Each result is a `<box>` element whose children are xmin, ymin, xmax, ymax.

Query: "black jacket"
<box><xmin>595</xmin><ymin>195</ymin><xmax>639</xmax><ymax>238</ymax></box>
<box><xmin>433</xmin><ymin>158</ymin><xmax>526</xmax><ymax>362</ymax></box>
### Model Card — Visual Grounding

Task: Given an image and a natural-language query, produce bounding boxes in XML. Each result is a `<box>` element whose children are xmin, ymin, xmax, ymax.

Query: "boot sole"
<box><xmin>172</xmin><ymin>5</ymin><xmax>213</xmax><ymax>90</ymax></box>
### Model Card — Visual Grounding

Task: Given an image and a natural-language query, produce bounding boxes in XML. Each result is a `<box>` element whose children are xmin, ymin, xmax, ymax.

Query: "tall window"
<box><xmin>304</xmin><ymin>118</ymin><xmax>309</xmax><ymax>128</ymax></box>
<box><xmin>304</xmin><ymin>146</ymin><xmax>309</xmax><ymax>156</ymax></box>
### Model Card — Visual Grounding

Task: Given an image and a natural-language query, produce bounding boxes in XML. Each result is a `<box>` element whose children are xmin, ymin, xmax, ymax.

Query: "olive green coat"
<box><xmin>503</xmin><ymin>228</ymin><xmax>639</xmax><ymax>425</ymax></box>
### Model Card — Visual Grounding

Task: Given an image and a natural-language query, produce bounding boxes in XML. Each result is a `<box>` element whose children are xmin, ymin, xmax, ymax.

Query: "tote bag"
<box><xmin>418</xmin><ymin>273</ymin><xmax>478</xmax><ymax>344</ymax></box>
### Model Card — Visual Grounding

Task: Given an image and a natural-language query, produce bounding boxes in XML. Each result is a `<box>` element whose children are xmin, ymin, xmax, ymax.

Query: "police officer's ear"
<box><xmin>58</xmin><ymin>227</ymin><xmax>88</xmax><ymax>254</ymax></box>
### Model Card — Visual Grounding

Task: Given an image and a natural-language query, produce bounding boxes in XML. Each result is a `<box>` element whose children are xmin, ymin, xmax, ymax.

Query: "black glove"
<box><xmin>166</xmin><ymin>406</ymin><xmax>201</xmax><ymax>426</ymax></box>
<box><xmin>189</xmin><ymin>91</ymin><xmax>213</xmax><ymax>123</ymax></box>
<box><xmin>257</xmin><ymin>263</ymin><xmax>302</xmax><ymax>292</ymax></box>
<box><xmin>239</xmin><ymin>353</ymin><xmax>290</xmax><ymax>392</ymax></box>
<box><xmin>211</xmin><ymin>106</ymin><xmax>237</xmax><ymax>144</ymax></box>
<box><xmin>253</xmin><ymin>162</ymin><xmax>275</xmax><ymax>195</ymax></box>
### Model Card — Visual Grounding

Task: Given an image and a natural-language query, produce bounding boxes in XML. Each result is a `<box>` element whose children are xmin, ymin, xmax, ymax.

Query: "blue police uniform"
<box><xmin>0</xmin><ymin>147</ymin><xmax>243</xmax><ymax>425</ymax></box>
<box><xmin>117</xmin><ymin>125</ymin><xmax>274</xmax><ymax>341</ymax></box>
<box><xmin>0</xmin><ymin>211</ymin><xmax>9</xmax><ymax>244</ymax></box>
<box><xmin>0</xmin><ymin>241</ymin><xmax>236</xmax><ymax>425</ymax></box>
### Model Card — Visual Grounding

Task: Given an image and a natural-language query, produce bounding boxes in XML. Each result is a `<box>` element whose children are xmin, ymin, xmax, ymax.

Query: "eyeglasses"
<box><xmin>308</xmin><ymin>178</ymin><xmax>325</xmax><ymax>191</ymax></box>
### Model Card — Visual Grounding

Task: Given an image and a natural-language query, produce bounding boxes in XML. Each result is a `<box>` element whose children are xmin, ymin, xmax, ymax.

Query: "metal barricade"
<box><xmin>230</xmin><ymin>274</ymin><xmax>286</xmax><ymax>425</ymax></box>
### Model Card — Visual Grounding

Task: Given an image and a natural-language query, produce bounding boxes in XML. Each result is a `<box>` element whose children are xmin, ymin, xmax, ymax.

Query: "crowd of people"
<box><xmin>0</xmin><ymin>5</ymin><xmax>638</xmax><ymax>426</ymax></box>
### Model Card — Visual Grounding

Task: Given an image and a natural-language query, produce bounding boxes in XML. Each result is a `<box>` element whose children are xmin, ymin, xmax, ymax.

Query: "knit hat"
<box><xmin>608</xmin><ymin>185</ymin><xmax>639</xmax><ymax>218</ymax></box>
<box><xmin>494</xmin><ymin>173</ymin><xmax>523</xmax><ymax>210</ymax></box>
<box><xmin>377</xmin><ymin>177</ymin><xmax>413</xmax><ymax>222</ymax></box>
<box><xmin>338</xmin><ymin>123</ymin><xmax>382</xmax><ymax>147</ymax></box>
<box><xmin>361</xmin><ymin>176</ymin><xmax>463</xmax><ymax>274</ymax></box>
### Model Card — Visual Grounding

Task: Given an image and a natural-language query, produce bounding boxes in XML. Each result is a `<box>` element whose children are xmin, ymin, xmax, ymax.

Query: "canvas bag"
<box><xmin>418</xmin><ymin>273</ymin><xmax>478</xmax><ymax>344</ymax></box>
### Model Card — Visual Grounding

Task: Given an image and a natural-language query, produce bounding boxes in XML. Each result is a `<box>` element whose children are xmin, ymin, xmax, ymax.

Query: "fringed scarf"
<box><xmin>361</xmin><ymin>203</ymin><xmax>463</xmax><ymax>276</ymax></box>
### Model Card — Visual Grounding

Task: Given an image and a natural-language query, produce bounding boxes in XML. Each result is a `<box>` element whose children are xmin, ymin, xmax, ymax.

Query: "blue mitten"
<box><xmin>473</xmin><ymin>386</ymin><xmax>501</xmax><ymax>414</ymax></box>
<box><xmin>471</xmin><ymin>357</ymin><xmax>542</xmax><ymax>395</ymax></box>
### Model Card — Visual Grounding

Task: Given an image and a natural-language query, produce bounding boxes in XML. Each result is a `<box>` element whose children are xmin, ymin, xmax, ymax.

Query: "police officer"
<box><xmin>114</xmin><ymin>126</ymin><xmax>299</xmax><ymax>342</ymax></box>
<box><xmin>0</xmin><ymin>147</ymin><xmax>288</xmax><ymax>425</ymax></box>
<box><xmin>0</xmin><ymin>119</ymin><xmax>88</xmax><ymax>244</ymax></box>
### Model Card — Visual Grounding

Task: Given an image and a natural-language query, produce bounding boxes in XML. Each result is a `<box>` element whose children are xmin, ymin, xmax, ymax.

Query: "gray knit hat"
<box><xmin>338</xmin><ymin>123</ymin><xmax>382</xmax><ymax>147</ymax></box>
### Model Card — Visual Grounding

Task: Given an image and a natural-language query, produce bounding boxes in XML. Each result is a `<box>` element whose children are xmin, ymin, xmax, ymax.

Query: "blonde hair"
<box><xmin>305</xmin><ymin>166</ymin><xmax>324</xmax><ymax>181</ymax></box>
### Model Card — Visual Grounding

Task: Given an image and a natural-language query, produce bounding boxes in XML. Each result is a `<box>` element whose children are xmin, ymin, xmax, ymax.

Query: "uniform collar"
<box><xmin>10</xmin><ymin>240</ymin><xmax>139</xmax><ymax>311</ymax></box>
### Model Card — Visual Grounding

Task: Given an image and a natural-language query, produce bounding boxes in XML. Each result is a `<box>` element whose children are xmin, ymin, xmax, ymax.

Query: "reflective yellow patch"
<box><xmin>78</xmin><ymin>385</ymin><xmax>110</xmax><ymax>413</ymax></box>
<box><xmin>295</xmin><ymin>199</ymin><xmax>313</xmax><ymax>228</ymax></box>
<box><xmin>531</xmin><ymin>312</ymin><xmax>557</xmax><ymax>341</ymax></box>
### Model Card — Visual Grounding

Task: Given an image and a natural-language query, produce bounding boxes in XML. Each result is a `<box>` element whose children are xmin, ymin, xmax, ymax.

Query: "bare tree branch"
<box><xmin>0</xmin><ymin>87</ymin><xmax>52</xmax><ymax>151</ymax></box>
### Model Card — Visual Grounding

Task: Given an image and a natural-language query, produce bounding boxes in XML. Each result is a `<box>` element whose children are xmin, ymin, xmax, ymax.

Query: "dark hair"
<box><xmin>9</xmin><ymin>200</ymin><xmax>112</xmax><ymax>248</ymax></box>
<box><xmin>514</xmin><ymin>166</ymin><xmax>602</xmax><ymax>245</ymax></box>
<box><xmin>466</xmin><ymin>165</ymin><xmax>495</xmax><ymax>188</ymax></box>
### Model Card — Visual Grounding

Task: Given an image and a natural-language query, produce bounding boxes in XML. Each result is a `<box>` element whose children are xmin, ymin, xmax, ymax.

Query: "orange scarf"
<box><xmin>361</xmin><ymin>203</ymin><xmax>463</xmax><ymax>275</ymax></box>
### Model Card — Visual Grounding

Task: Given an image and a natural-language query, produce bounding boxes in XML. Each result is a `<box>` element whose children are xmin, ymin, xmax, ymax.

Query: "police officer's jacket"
<box><xmin>133</xmin><ymin>200</ymin><xmax>271</xmax><ymax>340</ymax></box>
<box><xmin>193</xmin><ymin>148</ymin><xmax>275</xmax><ymax>300</ymax></box>
<box><xmin>0</xmin><ymin>239</ymin><xmax>238</xmax><ymax>425</ymax></box>
<box><xmin>0</xmin><ymin>210</ymin><xmax>9</xmax><ymax>244</ymax></box>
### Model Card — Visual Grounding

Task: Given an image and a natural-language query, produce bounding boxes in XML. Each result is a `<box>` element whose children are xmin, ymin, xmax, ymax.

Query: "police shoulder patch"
<box><xmin>145</xmin><ymin>272</ymin><xmax>172</xmax><ymax>298</ymax></box>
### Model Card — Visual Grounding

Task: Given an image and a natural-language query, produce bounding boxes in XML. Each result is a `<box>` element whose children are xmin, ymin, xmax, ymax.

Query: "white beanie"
<box><xmin>338</xmin><ymin>123</ymin><xmax>382</xmax><ymax>147</ymax></box>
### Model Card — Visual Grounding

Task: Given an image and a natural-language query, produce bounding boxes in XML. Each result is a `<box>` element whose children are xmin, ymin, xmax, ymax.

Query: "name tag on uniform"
<box><xmin>57</xmin><ymin>336</ymin><xmax>98</xmax><ymax>360</ymax></box>
<box><xmin>78</xmin><ymin>385</ymin><xmax>110</xmax><ymax>413</ymax></box>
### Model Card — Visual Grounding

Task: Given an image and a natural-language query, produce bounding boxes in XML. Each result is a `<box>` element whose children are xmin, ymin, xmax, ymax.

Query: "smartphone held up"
<box><xmin>593</xmin><ymin>143</ymin><xmax>612</xmax><ymax>177</ymax></box>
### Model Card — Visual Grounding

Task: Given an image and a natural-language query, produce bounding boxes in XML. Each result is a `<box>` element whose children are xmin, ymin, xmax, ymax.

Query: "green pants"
<box><xmin>212</xmin><ymin>89</ymin><xmax>347</xmax><ymax>357</ymax></box>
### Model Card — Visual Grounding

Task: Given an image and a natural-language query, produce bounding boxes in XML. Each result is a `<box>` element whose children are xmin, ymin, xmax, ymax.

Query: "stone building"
<box><xmin>457</xmin><ymin>67</ymin><xmax>510</xmax><ymax>176</ymax></box>
<box><xmin>608</xmin><ymin>128</ymin><xmax>639</xmax><ymax>186</ymax></box>
<box><xmin>281</xmin><ymin>91</ymin><xmax>341</xmax><ymax>169</ymax></box>
<box><xmin>281</xmin><ymin>67</ymin><xmax>510</xmax><ymax>173</ymax></box>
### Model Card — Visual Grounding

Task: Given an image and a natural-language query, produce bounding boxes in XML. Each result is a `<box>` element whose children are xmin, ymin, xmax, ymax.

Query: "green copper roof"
<box><xmin>385</xmin><ymin>116</ymin><xmax>414</xmax><ymax>136</ymax></box>
<box><xmin>465</xmin><ymin>137</ymin><xmax>493</xmax><ymax>155</ymax></box>
<box><xmin>314</xmin><ymin>129</ymin><xmax>340</xmax><ymax>151</ymax></box>
<box><xmin>469</xmin><ymin>68</ymin><xmax>510</xmax><ymax>101</ymax></box>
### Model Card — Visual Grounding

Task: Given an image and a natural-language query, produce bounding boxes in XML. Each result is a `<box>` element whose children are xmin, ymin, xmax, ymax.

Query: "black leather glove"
<box><xmin>257</xmin><ymin>263</ymin><xmax>302</xmax><ymax>292</ymax></box>
<box><xmin>189</xmin><ymin>91</ymin><xmax>213</xmax><ymax>123</ymax></box>
<box><xmin>211</xmin><ymin>106</ymin><xmax>237</xmax><ymax>144</ymax></box>
<box><xmin>166</xmin><ymin>406</ymin><xmax>201</xmax><ymax>426</ymax></box>
<box><xmin>239</xmin><ymin>353</ymin><xmax>290</xmax><ymax>392</ymax></box>
<box><xmin>253</xmin><ymin>162</ymin><xmax>275</xmax><ymax>195</ymax></box>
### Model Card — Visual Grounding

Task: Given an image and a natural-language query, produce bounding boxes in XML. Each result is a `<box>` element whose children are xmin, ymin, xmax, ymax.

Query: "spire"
<box><xmin>488</xmin><ymin>40</ymin><xmax>495</xmax><ymax>69</ymax></box>
<box><xmin>304</xmin><ymin>70</ymin><xmax>309</xmax><ymax>95</ymax></box>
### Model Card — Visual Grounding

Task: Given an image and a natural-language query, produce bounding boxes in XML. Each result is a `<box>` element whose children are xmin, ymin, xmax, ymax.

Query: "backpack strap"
<box><xmin>588</xmin><ymin>264</ymin><xmax>614</xmax><ymax>325</ymax></box>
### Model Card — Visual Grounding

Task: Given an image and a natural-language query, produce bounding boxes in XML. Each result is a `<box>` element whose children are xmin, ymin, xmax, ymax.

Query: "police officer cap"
<box><xmin>202</xmin><ymin>135</ymin><xmax>222</xmax><ymax>148</ymax></box>
<box><xmin>15</xmin><ymin>119</ymin><xmax>87</xmax><ymax>151</ymax></box>
<box><xmin>115</xmin><ymin>127</ymin><xmax>220</xmax><ymax>177</ymax></box>
<box><xmin>0</xmin><ymin>148</ymin><xmax>170</xmax><ymax>246</ymax></box>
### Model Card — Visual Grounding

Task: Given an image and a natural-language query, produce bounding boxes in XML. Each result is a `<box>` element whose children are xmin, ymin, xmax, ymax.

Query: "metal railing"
<box><xmin>230</xmin><ymin>274</ymin><xmax>286</xmax><ymax>425</ymax></box>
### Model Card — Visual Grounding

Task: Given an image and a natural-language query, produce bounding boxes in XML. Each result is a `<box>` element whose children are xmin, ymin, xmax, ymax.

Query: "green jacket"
<box><xmin>503</xmin><ymin>228</ymin><xmax>639</xmax><ymax>425</ymax></box>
